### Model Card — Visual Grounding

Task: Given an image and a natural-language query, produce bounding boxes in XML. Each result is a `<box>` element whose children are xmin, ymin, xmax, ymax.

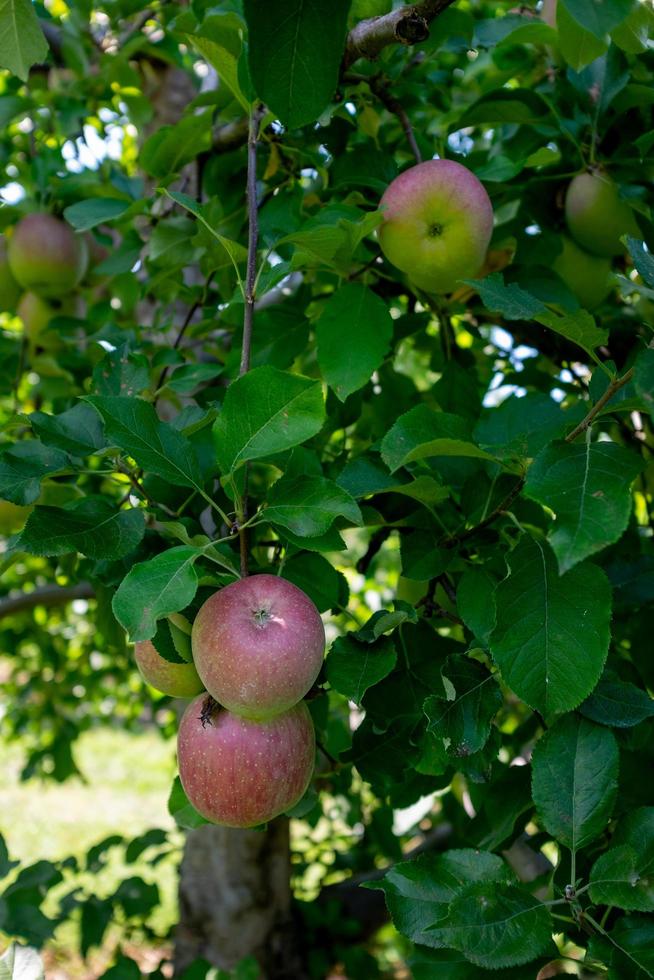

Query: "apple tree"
<box><xmin>1</xmin><ymin>0</ymin><xmax>654</xmax><ymax>977</ymax></box>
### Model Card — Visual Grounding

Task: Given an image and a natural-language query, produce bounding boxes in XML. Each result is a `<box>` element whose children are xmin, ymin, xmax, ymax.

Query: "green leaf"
<box><xmin>265</xmin><ymin>474</ymin><xmax>362</xmax><ymax>537</ymax></box>
<box><xmin>489</xmin><ymin>536</ymin><xmax>612</xmax><ymax>717</ymax></box>
<box><xmin>281</xmin><ymin>552</ymin><xmax>347</xmax><ymax>612</ymax></box>
<box><xmin>187</xmin><ymin>13</ymin><xmax>250</xmax><ymax>111</ymax></box>
<box><xmin>557</xmin><ymin>1</ymin><xmax>608</xmax><ymax>70</ymax></box>
<box><xmin>561</xmin><ymin>0</ymin><xmax>635</xmax><ymax>39</ymax></box>
<box><xmin>337</xmin><ymin>456</ymin><xmax>448</xmax><ymax>505</ymax></box>
<box><xmin>525</xmin><ymin>441</ymin><xmax>642</xmax><ymax>572</ymax></box>
<box><xmin>29</xmin><ymin>403</ymin><xmax>105</xmax><ymax>456</ymax></box>
<box><xmin>457</xmin><ymin>567</ymin><xmax>497</xmax><ymax>645</ymax></box>
<box><xmin>589</xmin><ymin>845</ymin><xmax>654</xmax><ymax>912</ymax></box>
<box><xmin>424</xmin><ymin>655</ymin><xmax>502</xmax><ymax>758</ymax></box>
<box><xmin>213</xmin><ymin>366</ymin><xmax>325</xmax><ymax>475</ymax></box>
<box><xmin>151</xmin><ymin>620</ymin><xmax>186</xmax><ymax>666</ymax></box>
<box><xmin>244</xmin><ymin>0</ymin><xmax>349</xmax><ymax>128</ymax></box>
<box><xmin>0</xmin><ymin>0</ymin><xmax>48</xmax><ymax>81</ymax></box>
<box><xmin>112</xmin><ymin>546</ymin><xmax>202</xmax><ymax>641</ymax></box>
<box><xmin>580</xmin><ymin>671</ymin><xmax>654</xmax><ymax>728</ymax></box>
<box><xmin>316</xmin><ymin>284</ymin><xmax>393</xmax><ymax>401</ymax></box>
<box><xmin>474</xmin><ymin>393</ymin><xmax>567</xmax><ymax>461</ymax></box>
<box><xmin>85</xmin><ymin>396</ymin><xmax>203</xmax><ymax>490</ymax></box>
<box><xmin>588</xmin><ymin>916</ymin><xmax>654</xmax><ymax>979</ymax></box>
<box><xmin>634</xmin><ymin>347</ymin><xmax>654</xmax><ymax>422</ymax></box>
<box><xmin>326</xmin><ymin>634</ymin><xmax>396</xmax><ymax>704</ymax></box>
<box><xmin>469</xmin><ymin>273</ymin><xmax>609</xmax><ymax>357</ymax></box>
<box><xmin>17</xmin><ymin>498</ymin><xmax>144</xmax><ymax>560</ymax></box>
<box><xmin>91</xmin><ymin>344</ymin><xmax>150</xmax><ymax>397</ymax></box>
<box><xmin>0</xmin><ymin>442</ymin><xmax>70</xmax><ymax>505</ymax></box>
<box><xmin>531</xmin><ymin>714</ymin><xmax>619</xmax><ymax>850</ymax></box>
<box><xmin>141</xmin><ymin>112</ymin><xmax>213</xmax><ymax>178</ymax></box>
<box><xmin>626</xmin><ymin>238</ymin><xmax>654</xmax><ymax>289</ymax></box>
<box><xmin>400</xmin><ymin>532</ymin><xmax>450</xmax><ymax>581</ymax></box>
<box><xmin>442</xmin><ymin>883</ymin><xmax>553</xmax><ymax>969</ymax></box>
<box><xmin>358</xmin><ymin>603</ymin><xmax>419</xmax><ymax>641</ymax></box>
<box><xmin>169</xmin><ymin>776</ymin><xmax>210</xmax><ymax>830</ymax></box>
<box><xmin>282</xmin><ymin>205</ymin><xmax>382</xmax><ymax>275</ymax></box>
<box><xmin>368</xmin><ymin>849</ymin><xmax>511</xmax><ymax>949</ymax></box>
<box><xmin>459</xmin><ymin>89</ymin><xmax>552</xmax><ymax>126</ymax></box>
<box><xmin>63</xmin><ymin>198</ymin><xmax>131</xmax><ymax>232</ymax></box>
<box><xmin>381</xmin><ymin>405</ymin><xmax>497</xmax><ymax>474</ymax></box>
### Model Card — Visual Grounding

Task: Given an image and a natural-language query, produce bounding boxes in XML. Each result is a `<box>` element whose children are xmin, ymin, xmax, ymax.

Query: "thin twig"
<box><xmin>154</xmin><ymin>272</ymin><xmax>216</xmax><ymax>395</ymax></box>
<box><xmin>238</xmin><ymin>102</ymin><xmax>265</xmax><ymax>578</ymax></box>
<box><xmin>564</xmin><ymin>367</ymin><xmax>635</xmax><ymax>443</ymax></box>
<box><xmin>368</xmin><ymin>76</ymin><xmax>422</xmax><ymax>164</ymax></box>
<box><xmin>344</xmin><ymin>0</ymin><xmax>457</xmax><ymax>69</ymax></box>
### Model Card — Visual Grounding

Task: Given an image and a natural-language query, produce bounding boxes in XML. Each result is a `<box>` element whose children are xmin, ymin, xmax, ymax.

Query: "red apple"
<box><xmin>8</xmin><ymin>213</ymin><xmax>88</xmax><ymax>298</ymax></box>
<box><xmin>378</xmin><ymin>159</ymin><xmax>494</xmax><ymax>294</ymax></box>
<box><xmin>191</xmin><ymin>574</ymin><xmax>325</xmax><ymax>720</ymax></box>
<box><xmin>135</xmin><ymin>639</ymin><xmax>205</xmax><ymax>698</ymax></box>
<box><xmin>178</xmin><ymin>696</ymin><xmax>315</xmax><ymax>827</ymax></box>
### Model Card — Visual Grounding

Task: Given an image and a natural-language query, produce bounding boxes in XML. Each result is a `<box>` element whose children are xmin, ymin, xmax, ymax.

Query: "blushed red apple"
<box><xmin>135</xmin><ymin>638</ymin><xmax>205</xmax><ymax>698</ymax></box>
<box><xmin>565</xmin><ymin>171</ymin><xmax>639</xmax><ymax>257</ymax></box>
<box><xmin>378</xmin><ymin>159</ymin><xmax>494</xmax><ymax>294</ymax></box>
<box><xmin>191</xmin><ymin>575</ymin><xmax>325</xmax><ymax>720</ymax></box>
<box><xmin>8</xmin><ymin>213</ymin><xmax>88</xmax><ymax>298</ymax></box>
<box><xmin>177</xmin><ymin>696</ymin><xmax>315</xmax><ymax>827</ymax></box>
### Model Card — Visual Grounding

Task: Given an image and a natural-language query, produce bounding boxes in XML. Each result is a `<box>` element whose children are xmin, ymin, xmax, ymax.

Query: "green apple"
<box><xmin>17</xmin><ymin>292</ymin><xmax>55</xmax><ymax>338</ymax></box>
<box><xmin>0</xmin><ymin>237</ymin><xmax>21</xmax><ymax>313</ymax></box>
<box><xmin>378</xmin><ymin>159</ymin><xmax>494</xmax><ymax>294</ymax></box>
<box><xmin>8</xmin><ymin>213</ymin><xmax>88</xmax><ymax>298</ymax></box>
<box><xmin>552</xmin><ymin>236</ymin><xmax>612</xmax><ymax>311</ymax></box>
<box><xmin>565</xmin><ymin>170</ymin><xmax>639</xmax><ymax>258</ymax></box>
<box><xmin>135</xmin><ymin>638</ymin><xmax>205</xmax><ymax>699</ymax></box>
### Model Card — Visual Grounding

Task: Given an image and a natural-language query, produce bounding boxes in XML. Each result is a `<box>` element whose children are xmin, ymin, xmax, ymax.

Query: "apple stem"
<box><xmin>237</xmin><ymin>102</ymin><xmax>266</xmax><ymax>578</ymax></box>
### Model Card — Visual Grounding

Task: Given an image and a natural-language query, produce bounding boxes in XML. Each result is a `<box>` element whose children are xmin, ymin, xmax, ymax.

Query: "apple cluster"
<box><xmin>135</xmin><ymin>575</ymin><xmax>324</xmax><ymax>829</ymax></box>
<box><xmin>0</xmin><ymin>213</ymin><xmax>90</xmax><ymax>337</ymax></box>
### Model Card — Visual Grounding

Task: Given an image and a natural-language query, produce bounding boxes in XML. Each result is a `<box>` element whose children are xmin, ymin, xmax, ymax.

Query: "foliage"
<box><xmin>0</xmin><ymin>0</ymin><xmax>653</xmax><ymax>976</ymax></box>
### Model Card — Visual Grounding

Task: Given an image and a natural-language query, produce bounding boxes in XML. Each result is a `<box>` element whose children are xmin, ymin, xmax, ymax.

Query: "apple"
<box><xmin>17</xmin><ymin>292</ymin><xmax>55</xmax><ymax>338</ymax></box>
<box><xmin>378</xmin><ymin>159</ymin><xmax>494</xmax><ymax>294</ymax></box>
<box><xmin>135</xmin><ymin>638</ymin><xmax>205</xmax><ymax>699</ymax></box>
<box><xmin>192</xmin><ymin>574</ymin><xmax>325</xmax><ymax>720</ymax></box>
<box><xmin>0</xmin><ymin>237</ymin><xmax>21</xmax><ymax>312</ymax></box>
<box><xmin>177</xmin><ymin>697</ymin><xmax>315</xmax><ymax>827</ymax></box>
<box><xmin>552</xmin><ymin>236</ymin><xmax>612</xmax><ymax>311</ymax></box>
<box><xmin>565</xmin><ymin>170</ymin><xmax>640</xmax><ymax>258</ymax></box>
<box><xmin>8</xmin><ymin>213</ymin><xmax>88</xmax><ymax>298</ymax></box>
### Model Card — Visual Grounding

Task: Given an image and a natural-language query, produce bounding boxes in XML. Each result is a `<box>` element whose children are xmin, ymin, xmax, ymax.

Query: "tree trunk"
<box><xmin>174</xmin><ymin>818</ymin><xmax>307</xmax><ymax>978</ymax></box>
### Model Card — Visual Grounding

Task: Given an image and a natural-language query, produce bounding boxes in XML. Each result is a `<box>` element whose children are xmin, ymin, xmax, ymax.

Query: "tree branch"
<box><xmin>0</xmin><ymin>583</ymin><xmax>95</xmax><ymax>619</ymax></box>
<box><xmin>368</xmin><ymin>75</ymin><xmax>422</xmax><ymax>164</ymax></box>
<box><xmin>564</xmin><ymin>367</ymin><xmax>635</xmax><ymax>443</ymax></box>
<box><xmin>213</xmin><ymin>117</ymin><xmax>250</xmax><ymax>154</ymax></box>
<box><xmin>343</xmin><ymin>0</ymin><xmax>457</xmax><ymax>70</ymax></box>
<box><xmin>237</xmin><ymin>103</ymin><xmax>265</xmax><ymax>578</ymax></box>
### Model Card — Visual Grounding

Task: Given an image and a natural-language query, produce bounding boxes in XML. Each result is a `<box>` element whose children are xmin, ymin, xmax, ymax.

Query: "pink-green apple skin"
<box><xmin>0</xmin><ymin>238</ymin><xmax>21</xmax><ymax>312</ymax></box>
<box><xmin>552</xmin><ymin>236</ymin><xmax>612</xmax><ymax>311</ymax></box>
<box><xmin>17</xmin><ymin>292</ymin><xmax>54</xmax><ymax>337</ymax></box>
<box><xmin>8</xmin><ymin>213</ymin><xmax>88</xmax><ymax>298</ymax></box>
<box><xmin>378</xmin><ymin>159</ymin><xmax>494</xmax><ymax>294</ymax></box>
<box><xmin>135</xmin><ymin>639</ymin><xmax>205</xmax><ymax>698</ymax></box>
<box><xmin>565</xmin><ymin>171</ymin><xmax>639</xmax><ymax>257</ymax></box>
<box><xmin>192</xmin><ymin>574</ymin><xmax>325</xmax><ymax>720</ymax></box>
<box><xmin>178</xmin><ymin>697</ymin><xmax>315</xmax><ymax>827</ymax></box>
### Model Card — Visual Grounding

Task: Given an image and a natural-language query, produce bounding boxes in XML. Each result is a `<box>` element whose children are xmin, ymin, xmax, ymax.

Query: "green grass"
<box><xmin>1</xmin><ymin>726</ymin><xmax>181</xmax><ymax>977</ymax></box>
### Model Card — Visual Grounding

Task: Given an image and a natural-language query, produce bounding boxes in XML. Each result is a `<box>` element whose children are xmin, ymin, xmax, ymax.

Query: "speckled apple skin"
<box><xmin>8</xmin><ymin>214</ymin><xmax>88</xmax><ymax>298</ymax></box>
<box><xmin>565</xmin><ymin>172</ymin><xmax>639</xmax><ymax>258</ymax></box>
<box><xmin>191</xmin><ymin>575</ymin><xmax>325</xmax><ymax>720</ymax></box>
<box><xmin>378</xmin><ymin>159</ymin><xmax>494</xmax><ymax>294</ymax></box>
<box><xmin>177</xmin><ymin>697</ymin><xmax>315</xmax><ymax>827</ymax></box>
<box><xmin>135</xmin><ymin>639</ymin><xmax>205</xmax><ymax>698</ymax></box>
